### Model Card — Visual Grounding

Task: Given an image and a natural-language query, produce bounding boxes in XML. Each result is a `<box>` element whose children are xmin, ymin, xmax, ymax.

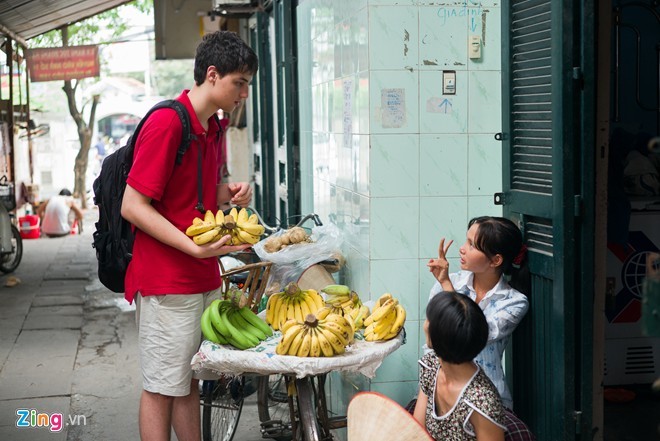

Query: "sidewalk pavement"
<box><xmin>0</xmin><ymin>209</ymin><xmax>264</xmax><ymax>441</ymax></box>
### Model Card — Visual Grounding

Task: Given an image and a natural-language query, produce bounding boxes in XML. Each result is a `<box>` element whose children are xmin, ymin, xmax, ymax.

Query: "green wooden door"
<box><xmin>501</xmin><ymin>1</ymin><xmax>595</xmax><ymax>439</ymax></box>
<box><xmin>249</xmin><ymin>4</ymin><xmax>300</xmax><ymax>227</ymax></box>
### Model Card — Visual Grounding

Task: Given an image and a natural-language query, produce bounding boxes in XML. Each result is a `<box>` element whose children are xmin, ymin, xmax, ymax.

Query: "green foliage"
<box><xmin>29</xmin><ymin>0</ymin><xmax>152</xmax><ymax>48</ymax></box>
<box><xmin>152</xmin><ymin>59</ymin><xmax>193</xmax><ymax>98</ymax></box>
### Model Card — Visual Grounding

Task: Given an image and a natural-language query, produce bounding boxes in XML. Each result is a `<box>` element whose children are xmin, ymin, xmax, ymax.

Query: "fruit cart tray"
<box><xmin>191</xmin><ymin>331</ymin><xmax>404</xmax><ymax>379</ymax></box>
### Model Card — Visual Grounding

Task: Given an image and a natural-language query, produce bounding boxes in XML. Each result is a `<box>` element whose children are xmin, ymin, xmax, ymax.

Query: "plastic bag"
<box><xmin>253</xmin><ymin>223</ymin><xmax>342</xmax><ymax>292</ymax></box>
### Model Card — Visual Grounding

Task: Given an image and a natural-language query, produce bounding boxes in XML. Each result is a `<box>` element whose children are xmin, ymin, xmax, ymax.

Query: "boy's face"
<box><xmin>211</xmin><ymin>70</ymin><xmax>253</xmax><ymax>113</ymax></box>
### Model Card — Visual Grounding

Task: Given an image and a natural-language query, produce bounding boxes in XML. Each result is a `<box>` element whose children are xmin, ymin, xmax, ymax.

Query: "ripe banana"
<box><xmin>373</xmin><ymin>308</ymin><xmax>397</xmax><ymax>336</ymax></box>
<box><xmin>229</xmin><ymin>207</ymin><xmax>239</xmax><ymax>222</ymax></box>
<box><xmin>309</xmin><ymin>328</ymin><xmax>322</xmax><ymax>357</ymax></box>
<box><xmin>236</xmin><ymin>229</ymin><xmax>261</xmax><ymax>244</ymax></box>
<box><xmin>315</xmin><ymin>306</ymin><xmax>332</xmax><ymax>320</ymax></box>
<box><xmin>386</xmin><ymin>304</ymin><xmax>406</xmax><ymax>338</ymax></box>
<box><xmin>363</xmin><ymin>297</ymin><xmax>406</xmax><ymax>341</ymax></box>
<box><xmin>215</xmin><ymin>210</ymin><xmax>225</xmax><ymax>226</ymax></box>
<box><xmin>247</xmin><ymin>213</ymin><xmax>259</xmax><ymax>224</ymax></box>
<box><xmin>192</xmin><ymin>217</ymin><xmax>203</xmax><ymax>225</ymax></box>
<box><xmin>321</xmin><ymin>320</ymin><xmax>351</xmax><ymax>345</ymax></box>
<box><xmin>369</xmin><ymin>298</ymin><xmax>397</xmax><ymax>323</ymax></box>
<box><xmin>276</xmin><ymin>323</ymin><xmax>303</xmax><ymax>355</ymax></box>
<box><xmin>237</xmin><ymin>207</ymin><xmax>249</xmax><ymax>225</ymax></box>
<box><xmin>297</xmin><ymin>330</ymin><xmax>312</xmax><ymax>357</ymax></box>
<box><xmin>317</xmin><ymin>325</ymin><xmax>346</xmax><ymax>354</ymax></box>
<box><xmin>193</xmin><ymin>227</ymin><xmax>221</xmax><ymax>245</ymax></box>
<box><xmin>236</xmin><ymin>222</ymin><xmax>265</xmax><ymax>237</ymax></box>
<box><xmin>376</xmin><ymin>293</ymin><xmax>392</xmax><ymax>308</ymax></box>
<box><xmin>204</xmin><ymin>209</ymin><xmax>216</xmax><ymax>224</ymax></box>
<box><xmin>185</xmin><ymin>221</ymin><xmax>215</xmax><ymax>237</ymax></box>
<box><xmin>314</xmin><ymin>327</ymin><xmax>335</xmax><ymax>357</ymax></box>
<box><xmin>265</xmin><ymin>293</ymin><xmax>281</xmax><ymax>326</ymax></box>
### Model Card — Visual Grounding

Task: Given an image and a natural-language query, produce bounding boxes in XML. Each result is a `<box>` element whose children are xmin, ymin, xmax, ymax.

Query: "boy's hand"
<box><xmin>228</xmin><ymin>182</ymin><xmax>252</xmax><ymax>207</ymax></box>
<box><xmin>427</xmin><ymin>238</ymin><xmax>453</xmax><ymax>285</ymax></box>
<box><xmin>192</xmin><ymin>233</ymin><xmax>252</xmax><ymax>258</ymax></box>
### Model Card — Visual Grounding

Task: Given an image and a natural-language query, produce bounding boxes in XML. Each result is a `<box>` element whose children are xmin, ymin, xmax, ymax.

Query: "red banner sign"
<box><xmin>26</xmin><ymin>45</ymin><xmax>100</xmax><ymax>82</ymax></box>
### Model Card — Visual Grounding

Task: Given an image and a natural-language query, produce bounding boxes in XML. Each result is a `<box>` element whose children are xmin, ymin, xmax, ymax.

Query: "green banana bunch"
<box><xmin>202</xmin><ymin>299</ymin><xmax>273</xmax><ymax>349</ymax></box>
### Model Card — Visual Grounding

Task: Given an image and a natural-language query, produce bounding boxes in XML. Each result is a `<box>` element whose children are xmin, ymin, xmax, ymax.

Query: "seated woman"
<box><xmin>413</xmin><ymin>290</ymin><xmax>506</xmax><ymax>440</ymax></box>
<box><xmin>37</xmin><ymin>189</ymin><xmax>83</xmax><ymax>237</ymax></box>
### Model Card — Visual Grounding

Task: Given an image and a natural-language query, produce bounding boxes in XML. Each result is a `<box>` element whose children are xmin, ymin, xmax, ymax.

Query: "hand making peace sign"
<box><xmin>427</xmin><ymin>238</ymin><xmax>454</xmax><ymax>290</ymax></box>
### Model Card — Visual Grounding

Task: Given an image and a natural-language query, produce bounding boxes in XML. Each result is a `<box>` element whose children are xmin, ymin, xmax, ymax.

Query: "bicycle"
<box><xmin>200</xmin><ymin>209</ymin><xmax>331</xmax><ymax>441</ymax></box>
<box><xmin>0</xmin><ymin>178</ymin><xmax>23</xmax><ymax>274</ymax></box>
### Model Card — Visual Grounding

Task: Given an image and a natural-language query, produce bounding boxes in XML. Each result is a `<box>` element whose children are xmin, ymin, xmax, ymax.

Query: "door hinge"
<box><xmin>494</xmin><ymin>192</ymin><xmax>505</xmax><ymax>205</ymax></box>
<box><xmin>574</xmin><ymin>194</ymin><xmax>582</xmax><ymax>217</ymax></box>
<box><xmin>574</xmin><ymin>410</ymin><xmax>582</xmax><ymax>434</ymax></box>
<box><xmin>573</xmin><ymin>67</ymin><xmax>584</xmax><ymax>89</ymax></box>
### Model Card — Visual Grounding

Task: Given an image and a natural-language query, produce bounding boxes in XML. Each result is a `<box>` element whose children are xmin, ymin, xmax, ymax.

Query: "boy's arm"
<box><xmin>122</xmin><ymin>184</ymin><xmax>250</xmax><ymax>258</ymax></box>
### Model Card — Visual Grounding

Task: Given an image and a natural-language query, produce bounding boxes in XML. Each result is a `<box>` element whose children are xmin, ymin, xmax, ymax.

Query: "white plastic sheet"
<box><xmin>191</xmin><ymin>331</ymin><xmax>404</xmax><ymax>379</ymax></box>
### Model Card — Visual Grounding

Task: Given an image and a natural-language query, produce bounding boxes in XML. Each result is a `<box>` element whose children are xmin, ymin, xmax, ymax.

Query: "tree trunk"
<box><xmin>60</xmin><ymin>26</ymin><xmax>99</xmax><ymax>209</ymax></box>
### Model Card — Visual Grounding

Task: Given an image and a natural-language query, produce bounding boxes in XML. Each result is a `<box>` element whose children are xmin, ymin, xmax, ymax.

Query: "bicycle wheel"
<box><xmin>201</xmin><ymin>376</ymin><xmax>244</xmax><ymax>441</ymax></box>
<box><xmin>295</xmin><ymin>377</ymin><xmax>321</xmax><ymax>441</ymax></box>
<box><xmin>0</xmin><ymin>225</ymin><xmax>22</xmax><ymax>273</ymax></box>
<box><xmin>257</xmin><ymin>374</ymin><xmax>294</xmax><ymax>441</ymax></box>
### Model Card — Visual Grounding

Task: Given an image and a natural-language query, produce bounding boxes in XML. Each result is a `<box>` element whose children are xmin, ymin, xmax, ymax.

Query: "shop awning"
<box><xmin>0</xmin><ymin>0</ymin><xmax>135</xmax><ymax>46</ymax></box>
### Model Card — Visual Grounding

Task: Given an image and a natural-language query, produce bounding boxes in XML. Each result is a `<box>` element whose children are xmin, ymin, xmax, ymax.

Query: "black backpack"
<box><xmin>92</xmin><ymin>99</ymin><xmax>217</xmax><ymax>293</ymax></box>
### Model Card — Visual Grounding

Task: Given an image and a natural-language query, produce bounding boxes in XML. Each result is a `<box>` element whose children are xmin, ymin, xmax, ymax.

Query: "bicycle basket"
<box><xmin>0</xmin><ymin>179</ymin><xmax>16</xmax><ymax>211</ymax></box>
<box><xmin>219</xmin><ymin>260</ymin><xmax>272</xmax><ymax>313</ymax></box>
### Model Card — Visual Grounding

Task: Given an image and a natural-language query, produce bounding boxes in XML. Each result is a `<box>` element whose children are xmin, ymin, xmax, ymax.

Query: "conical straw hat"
<box><xmin>347</xmin><ymin>392</ymin><xmax>432</xmax><ymax>441</ymax></box>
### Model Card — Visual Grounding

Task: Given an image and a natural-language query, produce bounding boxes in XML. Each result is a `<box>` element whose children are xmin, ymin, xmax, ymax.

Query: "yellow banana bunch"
<box><xmin>185</xmin><ymin>207</ymin><xmax>266</xmax><ymax>246</ymax></box>
<box><xmin>202</xmin><ymin>299</ymin><xmax>273</xmax><ymax>349</ymax></box>
<box><xmin>265</xmin><ymin>282</ymin><xmax>324</xmax><ymax>330</ymax></box>
<box><xmin>322</xmin><ymin>285</ymin><xmax>369</xmax><ymax>330</ymax></box>
<box><xmin>363</xmin><ymin>294</ymin><xmax>406</xmax><ymax>341</ymax></box>
<box><xmin>275</xmin><ymin>313</ymin><xmax>353</xmax><ymax>357</ymax></box>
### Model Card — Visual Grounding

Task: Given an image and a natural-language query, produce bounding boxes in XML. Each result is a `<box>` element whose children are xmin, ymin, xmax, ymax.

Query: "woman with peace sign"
<box><xmin>426</xmin><ymin>216</ymin><xmax>530</xmax><ymax>410</ymax></box>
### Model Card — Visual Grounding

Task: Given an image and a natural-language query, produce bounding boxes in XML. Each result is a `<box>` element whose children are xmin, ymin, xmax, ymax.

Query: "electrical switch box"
<box><xmin>469</xmin><ymin>35</ymin><xmax>482</xmax><ymax>59</ymax></box>
<box><xmin>442</xmin><ymin>71</ymin><xmax>456</xmax><ymax>95</ymax></box>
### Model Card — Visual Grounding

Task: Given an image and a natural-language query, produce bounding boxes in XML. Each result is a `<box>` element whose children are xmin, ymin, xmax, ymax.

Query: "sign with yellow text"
<box><xmin>26</xmin><ymin>46</ymin><xmax>99</xmax><ymax>82</ymax></box>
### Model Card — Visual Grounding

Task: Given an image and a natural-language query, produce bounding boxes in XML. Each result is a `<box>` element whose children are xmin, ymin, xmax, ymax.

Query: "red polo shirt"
<box><xmin>124</xmin><ymin>91</ymin><xmax>222</xmax><ymax>303</ymax></box>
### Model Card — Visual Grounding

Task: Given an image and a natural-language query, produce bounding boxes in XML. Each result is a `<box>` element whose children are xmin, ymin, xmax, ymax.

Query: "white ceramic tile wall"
<box><xmin>297</xmin><ymin>0</ymin><xmax>503</xmax><ymax>418</ymax></box>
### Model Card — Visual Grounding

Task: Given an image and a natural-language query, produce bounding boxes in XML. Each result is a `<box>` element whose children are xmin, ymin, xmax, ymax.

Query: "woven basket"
<box><xmin>219</xmin><ymin>260</ymin><xmax>272</xmax><ymax>312</ymax></box>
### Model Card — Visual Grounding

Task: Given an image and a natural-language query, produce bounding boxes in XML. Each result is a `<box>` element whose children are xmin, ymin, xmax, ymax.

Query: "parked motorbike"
<box><xmin>0</xmin><ymin>177</ymin><xmax>23</xmax><ymax>273</ymax></box>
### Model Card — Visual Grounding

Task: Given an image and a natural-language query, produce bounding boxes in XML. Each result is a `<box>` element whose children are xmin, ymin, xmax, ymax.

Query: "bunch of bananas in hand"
<box><xmin>201</xmin><ymin>299</ymin><xmax>273</xmax><ymax>349</ymax></box>
<box><xmin>363</xmin><ymin>293</ymin><xmax>406</xmax><ymax>341</ymax></box>
<box><xmin>265</xmin><ymin>282</ymin><xmax>324</xmax><ymax>331</ymax></box>
<box><xmin>321</xmin><ymin>284</ymin><xmax>370</xmax><ymax>330</ymax></box>
<box><xmin>185</xmin><ymin>207</ymin><xmax>265</xmax><ymax>245</ymax></box>
<box><xmin>276</xmin><ymin>313</ymin><xmax>353</xmax><ymax>357</ymax></box>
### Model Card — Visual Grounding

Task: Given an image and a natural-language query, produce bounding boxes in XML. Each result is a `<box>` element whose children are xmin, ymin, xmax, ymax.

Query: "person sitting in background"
<box><xmin>37</xmin><ymin>189</ymin><xmax>83</xmax><ymax>237</ymax></box>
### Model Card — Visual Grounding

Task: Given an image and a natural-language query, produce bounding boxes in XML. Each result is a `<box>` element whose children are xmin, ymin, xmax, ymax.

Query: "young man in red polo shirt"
<box><xmin>120</xmin><ymin>31</ymin><xmax>258</xmax><ymax>441</ymax></box>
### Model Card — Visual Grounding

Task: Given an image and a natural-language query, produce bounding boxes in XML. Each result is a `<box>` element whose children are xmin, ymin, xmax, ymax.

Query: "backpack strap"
<box><xmin>130</xmin><ymin>99</ymin><xmax>206</xmax><ymax>214</ymax></box>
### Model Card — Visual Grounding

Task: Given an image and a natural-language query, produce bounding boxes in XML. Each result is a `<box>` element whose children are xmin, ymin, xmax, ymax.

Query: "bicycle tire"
<box><xmin>295</xmin><ymin>377</ymin><xmax>321</xmax><ymax>441</ymax></box>
<box><xmin>0</xmin><ymin>225</ymin><xmax>22</xmax><ymax>273</ymax></box>
<box><xmin>257</xmin><ymin>374</ymin><xmax>294</xmax><ymax>441</ymax></box>
<box><xmin>201</xmin><ymin>377</ymin><xmax>244</xmax><ymax>441</ymax></box>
